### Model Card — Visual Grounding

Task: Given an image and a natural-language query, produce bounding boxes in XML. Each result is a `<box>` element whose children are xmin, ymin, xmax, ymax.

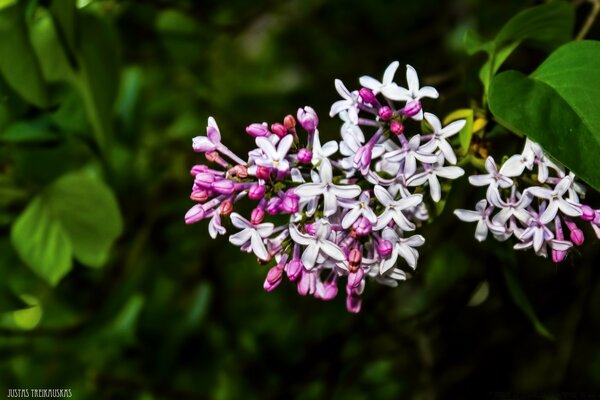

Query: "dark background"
<box><xmin>1</xmin><ymin>0</ymin><xmax>600</xmax><ymax>399</ymax></box>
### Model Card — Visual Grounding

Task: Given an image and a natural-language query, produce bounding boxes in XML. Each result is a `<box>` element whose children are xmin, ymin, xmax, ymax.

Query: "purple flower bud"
<box><xmin>251</xmin><ymin>207</ymin><xmax>265</xmax><ymax>224</ymax></box>
<box><xmin>185</xmin><ymin>204</ymin><xmax>205</xmax><ymax>224</ymax></box>
<box><xmin>304</xmin><ymin>223</ymin><xmax>317</xmax><ymax>236</ymax></box>
<box><xmin>402</xmin><ymin>100</ymin><xmax>422</xmax><ymax>117</ymax></box>
<box><xmin>280</xmin><ymin>191</ymin><xmax>300</xmax><ymax>214</ymax></box>
<box><xmin>190</xmin><ymin>164</ymin><xmax>208</xmax><ymax>175</ymax></box>
<box><xmin>248</xmin><ymin>184</ymin><xmax>266</xmax><ymax>200</ymax></box>
<box><xmin>570</xmin><ymin>228</ymin><xmax>585</xmax><ymax>246</ymax></box>
<box><xmin>246</xmin><ymin>123</ymin><xmax>270</xmax><ymax>137</ymax></box>
<box><xmin>270</xmin><ymin>123</ymin><xmax>287</xmax><ymax>138</ymax></box>
<box><xmin>353</xmin><ymin>145</ymin><xmax>372</xmax><ymax>174</ymax></box>
<box><xmin>297</xmin><ymin>271</ymin><xmax>316</xmax><ymax>296</ymax></box>
<box><xmin>581</xmin><ymin>205</ymin><xmax>596</xmax><ymax>221</ymax></box>
<box><xmin>316</xmin><ymin>275</ymin><xmax>338</xmax><ymax>301</ymax></box>
<box><xmin>255</xmin><ymin>166</ymin><xmax>271</xmax><ymax>180</ymax></box>
<box><xmin>195</xmin><ymin>173</ymin><xmax>215</xmax><ymax>188</ymax></box>
<box><xmin>377</xmin><ymin>239</ymin><xmax>393</xmax><ymax>256</ymax></box>
<box><xmin>359</xmin><ymin>88</ymin><xmax>376</xmax><ymax>104</ymax></box>
<box><xmin>352</xmin><ymin>217</ymin><xmax>372</xmax><ymax>236</ymax></box>
<box><xmin>390</xmin><ymin>121</ymin><xmax>404</xmax><ymax>135</ymax></box>
<box><xmin>263</xmin><ymin>265</ymin><xmax>283</xmax><ymax>292</ymax></box>
<box><xmin>266</xmin><ymin>197</ymin><xmax>282</xmax><ymax>215</ymax></box>
<box><xmin>552</xmin><ymin>249</ymin><xmax>567</xmax><ymax>263</ymax></box>
<box><xmin>347</xmin><ymin>268</ymin><xmax>364</xmax><ymax>288</ymax></box>
<box><xmin>219</xmin><ymin>199</ymin><xmax>233</xmax><ymax>216</ymax></box>
<box><xmin>297</xmin><ymin>106</ymin><xmax>319</xmax><ymax>132</ymax></box>
<box><xmin>285</xmin><ymin>259</ymin><xmax>303</xmax><ymax>281</ymax></box>
<box><xmin>211</xmin><ymin>179</ymin><xmax>235</xmax><ymax>195</ymax></box>
<box><xmin>378</xmin><ymin>106</ymin><xmax>393</xmax><ymax>120</ymax></box>
<box><xmin>190</xmin><ymin>188</ymin><xmax>211</xmax><ymax>202</ymax></box>
<box><xmin>297</xmin><ymin>148</ymin><xmax>313</xmax><ymax>164</ymax></box>
<box><xmin>346</xmin><ymin>293</ymin><xmax>362</xmax><ymax>313</ymax></box>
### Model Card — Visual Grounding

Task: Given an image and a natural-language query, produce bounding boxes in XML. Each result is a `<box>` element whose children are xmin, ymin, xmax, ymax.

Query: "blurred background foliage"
<box><xmin>0</xmin><ymin>0</ymin><xmax>599</xmax><ymax>399</ymax></box>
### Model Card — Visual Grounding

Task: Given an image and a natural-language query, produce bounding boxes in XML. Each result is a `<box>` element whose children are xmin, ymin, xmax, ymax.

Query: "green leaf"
<box><xmin>0</xmin><ymin>0</ymin><xmax>16</xmax><ymax>11</ymax></box>
<box><xmin>502</xmin><ymin>265</ymin><xmax>554</xmax><ymax>340</ymax></box>
<box><xmin>48</xmin><ymin>0</ymin><xmax>77</xmax><ymax>57</ymax></box>
<box><xmin>30</xmin><ymin>8</ymin><xmax>74</xmax><ymax>83</ymax></box>
<box><xmin>11</xmin><ymin>196</ymin><xmax>73</xmax><ymax>286</ymax></box>
<box><xmin>488</xmin><ymin>40</ymin><xmax>600</xmax><ymax>191</ymax></box>
<box><xmin>45</xmin><ymin>172</ymin><xmax>124</xmax><ymax>268</ymax></box>
<box><xmin>0</xmin><ymin>118</ymin><xmax>59</xmax><ymax>143</ymax></box>
<box><xmin>0</xmin><ymin>288</ymin><xmax>32</xmax><ymax>313</ymax></box>
<box><xmin>0</xmin><ymin>3</ymin><xmax>49</xmax><ymax>107</ymax></box>
<box><xmin>10</xmin><ymin>172</ymin><xmax>123</xmax><ymax>285</ymax></box>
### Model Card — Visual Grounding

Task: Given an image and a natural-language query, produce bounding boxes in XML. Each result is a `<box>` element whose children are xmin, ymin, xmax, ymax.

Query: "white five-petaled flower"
<box><xmin>329</xmin><ymin>79</ymin><xmax>360</xmax><ymax>124</ymax></box>
<box><xmin>339</xmin><ymin>191</ymin><xmax>378</xmax><ymax>229</ymax></box>
<box><xmin>380</xmin><ymin>228</ymin><xmax>425</xmax><ymax>274</ymax></box>
<box><xmin>406</xmin><ymin>156</ymin><xmax>464</xmax><ymax>202</ymax></box>
<box><xmin>373</xmin><ymin>185</ymin><xmax>423</xmax><ymax>231</ymax></box>
<box><xmin>311</xmin><ymin>130</ymin><xmax>338</xmax><ymax>166</ymax></box>
<box><xmin>454</xmin><ymin>199</ymin><xmax>506</xmax><ymax>242</ymax></box>
<box><xmin>528</xmin><ymin>176</ymin><xmax>582</xmax><ymax>224</ymax></box>
<box><xmin>359</xmin><ymin>61</ymin><xmax>402</xmax><ymax>98</ymax></box>
<box><xmin>515</xmin><ymin>213</ymin><xmax>571</xmax><ymax>257</ymax></box>
<box><xmin>492</xmin><ymin>189</ymin><xmax>533</xmax><ymax>226</ymax></box>
<box><xmin>192</xmin><ymin>117</ymin><xmax>221</xmax><ymax>152</ymax></box>
<box><xmin>384</xmin><ymin>134</ymin><xmax>438</xmax><ymax>177</ymax></box>
<box><xmin>254</xmin><ymin>135</ymin><xmax>293</xmax><ymax>172</ymax></box>
<box><xmin>289</xmin><ymin>220</ymin><xmax>347</xmax><ymax>270</ymax></box>
<box><xmin>384</xmin><ymin>65</ymin><xmax>439</xmax><ymax>120</ymax></box>
<box><xmin>295</xmin><ymin>160</ymin><xmax>361</xmax><ymax>216</ymax></box>
<box><xmin>468</xmin><ymin>156</ymin><xmax>513</xmax><ymax>206</ymax></box>
<box><xmin>424</xmin><ymin>112</ymin><xmax>465</xmax><ymax>165</ymax></box>
<box><xmin>228</xmin><ymin>212</ymin><xmax>274</xmax><ymax>261</ymax></box>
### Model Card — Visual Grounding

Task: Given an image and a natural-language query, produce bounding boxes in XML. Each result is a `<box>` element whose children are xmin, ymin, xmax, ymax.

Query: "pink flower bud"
<box><xmin>205</xmin><ymin>151</ymin><xmax>221</xmax><ymax>163</ymax></box>
<box><xmin>346</xmin><ymin>293</ymin><xmax>362</xmax><ymax>313</ymax></box>
<box><xmin>270</xmin><ymin>123</ymin><xmax>287</xmax><ymax>138</ymax></box>
<box><xmin>211</xmin><ymin>179</ymin><xmax>235</xmax><ymax>195</ymax></box>
<box><xmin>581</xmin><ymin>205</ymin><xmax>596</xmax><ymax>221</ymax></box>
<box><xmin>230</xmin><ymin>165</ymin><xmax>248</xmax><ymax>178</ymax></box>
<box><xmin>284</xmin><ymin>114</ymin><xmax>296</xmax><ymax>130</ymax></box>
<box><xmin>316</xmin><ymin>275</ymin><xmax>338</xmax><ymax>301</ymax></box>
<box><xmin>402</xmin><ymin>100</ymin><xmax>422</xmax><ymax>117</ymax></box>
<box><xmin>297</xmin><ymin>148</ymin><xmax>313</xmax><ymax>164</ymax></box>
<box><xmin>378</xmin><ymin>106</ymin><xmax>393</xmax><ymax>120</ymax></box>
<box><xmin>297</xmin><ymin>271</ymin><xmax>316</xmax><ymax>296</ymax></box>
<box><xmin>304</xmin><ymin>223</ymin><xmax>316</xmax><ymax>236</ymax></box>
<box><xmin>185</xmin><ymin>204</ymin><xmax>205</xmax><ymax>224</ymax></box>
<box><xmin>251</xmin><ymin>207</ymin><xmax>265</xmax><ymax>224</ymax></box>
<box><xmin>390</xmin><ymin>121</ymin><xmax>404</xmax><ymax>135</ymax></box>
<box><xmin>347</xmin><ymin>268</ymin><xmax>364</xmax><ymax>288</ymax></box>
<box><xmin>353</xmin><ymin>145</ymin><xmax>372</xmax><ymax>174</ymax></box>
<box><xmin>266</xmin><ymin>197</ymin><xmax>282</xmax><ymax>215</ymax></box>
<box><xmin>552</xmin><ymin>249</ymin><xmax>567</xmax><ymax>263</ymax></box>
<box><xmin>570</xmin><ymin>228</ymin><xmax>585</xmax><ymax>246</ymax></box>
<box><xmin>263</xmin><ymin>266</ymin><xmax>283</xmax><ymax>292</ymax></box>
<box><xmin>246</xmin><ymin>123</ymin><xmax>270</xmax><ymax>137</ymax></box>
<box><xmin>359</xmin><ymin>88</ymin><xmax>376</xmax><ymax>104</ymax></box>
<box><xmin>195</xmin><ymin>173</ymin><xmax>215</xmax><ymax>188</ymax></box>
<box><xmin>256</xmin><ymin>166</ymin><xmax>271</xmax><ymax>180</ymax></box>
<box><xmin>377</xmin><ymin>239</ymin><xmax>393</xmax><ymax>256</ymax></box>
<box><xmin>280</xmin><ymin>191</ymin><xmax>299</xmax><ymax>214</ymax></box>
<box><xmin>352</xmin><ymin>217</ymin><xmax>372</xmax><ymax>236</ymax></box>
<box><xmin>190</xmin><ymin>188</ymin><xmax>211</xmax><ymax>202</ymax></box>
<box><xmin>285</xmin><ymin>259</ymin><xmax>303</xmax><ymax>281</ymax></box>
<box><xmin>348</xmin><ymin>248</ymin><xmax>362</xmax><ymax>273</ymax></box>
<box><xmin>297</xmin><ymin>106</ymin><xmax>319</xmax><ymax>132</ymax></box>
<box><xmin>219</xmin><ymin>199</ymin><xmax>233</xmax><ymax>216</ymax></box>
<box><xmin>190</xmin><ymin>165</ymin><xmax>209</xmax><ymax>175</ymax></box>
<box><xmin>248</xmin><ymin>184</ymin><xmax>266</xmax><ymax>200</ymax></box>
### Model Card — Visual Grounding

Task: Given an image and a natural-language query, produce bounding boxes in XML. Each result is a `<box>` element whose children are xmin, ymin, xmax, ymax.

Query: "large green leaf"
<box><xmin>0</xmin><ymin>3</ymin><xmax>49</xmax><ymax>107</ymax></box>
<box><xmin>10</xmin><ymin>172</ymin><xmax>123</xmax><ymax>285</ymax></box>
<box><xmin>488</xmin><ymin>40</ymin><xmax>600</xmax><ymax>191</ymax></box>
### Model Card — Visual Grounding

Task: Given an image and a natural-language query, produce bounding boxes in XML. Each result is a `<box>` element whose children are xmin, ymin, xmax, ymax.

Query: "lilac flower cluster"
<box><xmin>186</xmin><ymin>62</ymin><xmax>465</xmax><ymax>312</ymax></box>
<box><xmin>455</xmin><ymin>139</ymin><xmax>600</xmax><ymax>262</ymax></box>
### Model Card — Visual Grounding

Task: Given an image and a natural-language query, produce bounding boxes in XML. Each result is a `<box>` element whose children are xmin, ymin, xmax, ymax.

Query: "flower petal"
<box><xmin>251</xmin><ymin>232</ymin><xmax>270</xmax><ymax>260</ymax></box>
<box><xmin>301</xmin><ymin>244</ymin><xmax>319</xmax><ymax>269</ymax></box>
<box><xmin>229</xmin><ymin>229</ymin><xmax>253</xmax><ymax>246</ymax></box>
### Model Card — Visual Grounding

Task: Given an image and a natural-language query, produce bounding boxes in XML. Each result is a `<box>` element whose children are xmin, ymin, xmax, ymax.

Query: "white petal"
<box><xmin>454</xmin><ymin>209</ymin><xmax>482</xmax><ymax>223</ymax></box>
<box><xmin>323</xmin><ymin>191</ymin><xmax>337</xmax><ymax>216</ymax></box>
<box><xmin>440</xmin><ymin>119</ymin><xmax>465</xmax><ymax>138</ymax></box>
<box><xmin>276</xmin><ymin>134</ymin><xmax>293</xmax><ymax>157</ymax></box>
<box><xmin>320</xmin><ymin>160</ymin><xmax>333</xmax><ymax>183</ymax></box>
<box><xmin>295</xmin><ymin>183</ymin><xmax>325</xmax><ymax>198</ymax></box>
<box><xmin>289</xmin><ymin>224</ymin><xmax>314</xmax><ymax>246</ymax></box>
<box><xmin>383</xmin><ymin>61</ymin><xmax>400</xmax><ymax>85</ymax></box>
<box><xmin>251</xmin><ymin>232</ymin><xmax>270</xmax><ymax>260</ymax></box>
<box><xmin>438</xmin><ymin>140</ymin><xmax>457</xmax><ymax>164</ymax></box>
<box><xmin>334</xmin><ymin>79</ymin><xmax>352</xmax><ymax>99</ymax></box>
<box><xmin>469</xmin><ymin>174</ymin><xmax>493</xmax><ymax>186</ymax></box>
<box><xmin>331</xmin><ymin>184</ymin><xmax>361</xmax><ymax>199</ymax></box>
<box><xmin>429</xmin><ymin>175</ymin><xmax>441</xmax><ymax>202</ymax></box>
<box><xmin>382</xmin><ymin>85</ymin><xmax>411</xmax><ymax>101</ymax></box>
<box><xmin>364</xmin><ymin>207</ymin><xmax>378</xmax><ymax>224</ymax></box>
<box><xmin>374</xmin><ymin>210</ymin><xmax>393</xmax><ymax>230</ymax></box>
<box><xmin>424</xmin><ymin>112</ymin><xmax>442</xmax><ymax>133</ymax></box>
<box><xmin>474</xmin><ymin>220</ymin><xmax>489</xmax><ymax>242</ymax></box>
<box><xmin>256</xmin><ymin>136</ymin><xmax>278</xmax><ymax>160</ymax></box>
<box><xmin>397</xmin><ymin>244</ymin><xmax>418</xmax><ymax>269</ymax></box>
<box><xmin>417</xmin><ymin>86</ymin><xmax>439</xmax><ymax>99</ymax></box>
<box><xmin>229</xmin><ymin>229</ymin><xmax>253</xmax><ymax>246</ymax></box>
<box><xmin>255</xmin><ymin>223</ymin><xmax>275</xmax><ymax>237</ymax></box>
<box><xmin>342</xmin><ymin>207</ymin><xmax>361</xmax><ymax>229</ymax></box>
<box><xmin>320</xmin><ymin>141</ymin><xmax>339</xmax><ymax>157</ymax></box>
<box><xmin>528</xmin><ymin>186</ymin><xmax>552</xmax><ymax>200</ymax></box>
<box><xmin>374</xmin><ymin>185</ymin><xmax>394</xmax><ymax>206</ymax></box>
<box><xmin>405</xmin><ymin>64</ymin><xmax>420</xmax><ymax>93</ymax></box>
<box><xmin>499</xmin><ymin>155</ymin><xmax>526</xmax><ymax>177</ymax></box>
<box><xmin>230</xmin><ymin>212</ymin><xmax>251</xmax><ymax>229</ymax></box>
<box><xmin>557</xmin><ymin>199</ymin><xmax>582</xmax><ymax>217</ymax></box>
<box><xmin>358</xmin><ymin>75</ymin><xmax>382</xmax><ymax>91</ymax></box>
<box><xmin>436</xmin><ymin>166</ymin><xmax>464</xmax><ymax>180</ymax></box>
<box><xmin>301</xmin><ymin>244</ymin><xmax>320</xmax><ymax>269</ymax></box>
<box><xmin>320</xmin><ymin>240</ymin><xmax>346</xmax><ymax>261</ymax></box>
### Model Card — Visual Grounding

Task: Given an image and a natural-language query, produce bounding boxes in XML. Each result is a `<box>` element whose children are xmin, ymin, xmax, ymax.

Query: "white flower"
<box><xmin>358</xmin><ymin>61</ymin><xmax>402</xmax><ymax>98</ymax></box>
<box><xmin>492</xmin><ymin>190</ymin><xmax>533</xmax><ymax>226</ymax></box>
<box><xmin>192</xmin><ymin>117</ymin><xmax>221</xmax><ymax>152</ymax></box>
<box><xmin>514</xmin><ymin>214</ymin><xmax>570</xmax><ymax>257</ymax></box>
<box><xmin>407</xmin><ymin>156</ymin><xmax>464</xmax><ymax>202</ymax></box>
<box><xmin>289</xmin><ymin>220</ymin><xmax>346</xmax><ymax>270</ymax></box>
<box><xmin>527</xmin><ymin>176</ymin><xmax>582</xmax><ymax>224</ymax></box>
<box><xmin>454</xmin><ymin>199</ymin><xmax>506</xmax><ymax>242</ymax></box>
<box><xmin>228</xmin><ymin>213</ymin><xmax>274</xmax><ymax>261</ymax></box>
<box><xmin>339</xmin><ymin>191</ymin><xmax>378</xmax><ymax>229</ymax></box>
<box><xmin>468</xmin><ymin>156</ymin><xmax>513</xmax><ymax>206</ymax></box>
<box><xmin>380</xmin><ymin>228</ymin><xmax>425</xmax><ymax>274</ymax></box>
<box><xmin>423</xmin><ymin>112</ymin><xmax>464</xmax><ymax>165</ymax></box>
<box><xmin>373</xmin><ymin>185</ymin><xmax>423</xmax><ymax>231</ymax></box>
<box><xmin>384</xmin><ymin>134</ymin><xmax>437</xmax><ymax>177</ymax></box>
<box><xmin>254</xmin><ymin>135</ymin><xmax>293</xmax><ymax>172</ymax></box>
<box><xmin>295</xmin><ymin>160</ymin><xmax>361</xmax><ymax>216</ymax></box>
<box><xmin>384</xmin><ymin>65</ymin><xmax>439</xmax><ymax>119</ymax></box>
<box><xmin>208</xmin><ymin>212</ymin><xmax>226</xmax><ymax>239</ymax></box>
<box><xmin>329</xmin><ymin>79</ymin><xmax>360</xmax><ymax>124</ymax></box>
<box><xmin>311</xmin><ymin>130</ymin><xmax>338</xmax><ymax>166</ymax></box>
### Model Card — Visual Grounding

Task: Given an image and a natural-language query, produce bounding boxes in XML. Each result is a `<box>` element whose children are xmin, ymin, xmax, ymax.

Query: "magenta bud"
<box><xmin>280</xmin><ymin>191</ymin><xmax>300</xmax><ymax>214</ymax></box>
<box><xmin>271</xmin><ymin>123</ymin><xmax>287</xmax><ymax>138</ymax></box>
<box><xmin>256</xmin><ymin>166</ymin><xmax>271</xmax><ymax>180</ymax></box>
<box><xmin>195</xmin><ymin>173</ymin><xmax>215</xmax><ymax>188</ymax></box>
<box><xmin>390</xmin><ymin>121</ymin><xmax>404</xmax><ymax>135</ymax></box>
<box><xmin>581</xmin><ymin>205</ymin><xmax>596</xmax><ymax>221</ymax></box>
<box><xmin>285</xmin><ymin>259</ymin><xmax>303</xmax><ymax>281</ymax></box>
<box><xmin>248</xmin><ymin>184</ymin><xmax>266</xmax><ymax>200</ymax></box>
<box><xmin>359</xmin><ymin>88</ymin><xmax>376</xmax><ymax>104</ymax></box>
<box><xmin>190</xmin><ymin>188</ymin><xmax>211</xmax><ymax>202</ymax></box>
<box><xmin>402</xmin><ymin>100</ymin><xmax>422</xmax><ymax>117</ymax></box>
<box><xmin>185</xmin><ymin>204</ymin><xmax>205</xmax><ymax>224</ymax></box>
<box><xmin>352</xmin><ymin>217</ymin><xmax>372</xmax><ymax>236</ymax></box>
<box><xmin>297</xmin><ymin>272</ymin><xmax>316</xmax><ymax>296</ymax></box>
<box><xmin>297</xmin><ymin>106</ymin><xmax>319</xmax><ymax>132</ymax></box>
<box><xmin>353</xmin><ymin>145</ymin><xmax>372</xmax><ymax>174</ymax></box>
<box><xmin>251</xmin><ymin>207</ymin><xmax>265</xmax><ymax>224</ymax></box>
<box><xmin>211</xmin><ymin>179</ymin><xmax>235</xmax><ymax>195</ymax></box>
<box><xmin>190</xmin><ymin>165</ymin><xmax>209</xmax><ymax>175</ymax></box>
<box><xmin>552</xmin><ymin>249</ymin><xmax>567</xmax><ymax>263</ymax></box>
<box><xmin>346</xmin><ymin>293</ymin><xmax>362</xmax><ymax>314</ymax></box>
<box><xmin>297</xmin><ymin>148</ymin><xmax>313</xmax><ymax>164</ymax></box>
<box><xmin>266</xmin><ymin>197</ymin><xmax>282</xmax><ymax>215</ymax></box>
<box><xmin>378</xmin><ymin>106</ymin><xmax>393</xmax><ymax>120</ymax></box>
<box><xmin>304</xmin><ymin>223</ymin><xmax>317</xmax><ymax>236</ymax></box>
<box><xmin>347</xmin><ymin>269</ymin><xmax>364</xmax><ymax>289</ymax></box>
<box><xmin>570</xmin><ymin>228</ymin><xmax>585</xmax><ymax>246</ymax></box>
<box><xmin>263</xmin><ymin>265</ymin><xmax>283</xmax><ymax>292</ymax></box>
<box><xmin>377</xmin><ymin>239</ymin><xmax>393</xmax><ymax>256</ymax></box>
<box><xmin>246</xmin><ymin>123</ymin><xmax>270</xmax><ymax>137</ymax></box>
